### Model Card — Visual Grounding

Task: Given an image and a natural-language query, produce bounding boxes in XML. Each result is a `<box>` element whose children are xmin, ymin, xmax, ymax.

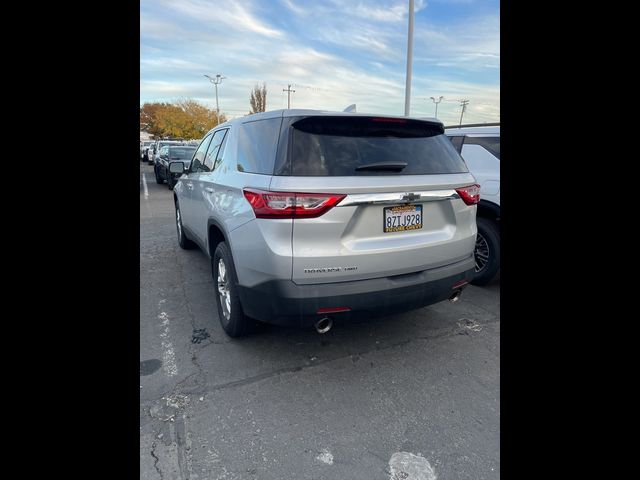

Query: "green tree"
<box><xmin>249</xmin><ymin>83</ymin><xmax>267</xmax><ymax>114</ymax></box>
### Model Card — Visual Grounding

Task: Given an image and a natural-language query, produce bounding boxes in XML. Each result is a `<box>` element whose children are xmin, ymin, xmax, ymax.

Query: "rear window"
<box><xmin>169</xmin><ymin>147</ymin><xmax>196</xmax><ymax>159</ymax></box>
<box><xmin>236</xmin><ymin>118</ymin><xmax>283</xmax><ymax>174</ymax></box>
<box><xmin>283</xmin><ymin>116</ymin><xmax>468</xmax><ymax>176</ymax></box>
<box><xmin>465</xmin><ymin>136</ymin><xmax>500</xmax><ymax>159</ymax></box>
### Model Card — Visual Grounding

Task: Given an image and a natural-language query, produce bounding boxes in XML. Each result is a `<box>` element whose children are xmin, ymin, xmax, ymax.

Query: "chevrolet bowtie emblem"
<box><xmin>402</xmin><ymin>193</ymin><xmax>421</xmax><ymax>202</ymax></box>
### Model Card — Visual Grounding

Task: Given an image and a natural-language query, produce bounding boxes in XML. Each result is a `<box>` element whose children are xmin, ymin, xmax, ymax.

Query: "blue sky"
<box><xmin>141</xmin><ymin>0</ymin><xmax>499</xmax><ymax>125</ymax></box>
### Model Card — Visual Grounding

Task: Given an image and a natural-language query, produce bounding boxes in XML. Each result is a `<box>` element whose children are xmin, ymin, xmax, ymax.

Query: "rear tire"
<box><xmin>213</xmin><ymin>242</ymin><xmax>250</xmax><ymax>337</ymax></box>
<box><xmin>175</xmin><ymin>201</ymin><xmax>195</xmax><ymax>250</ymax></box>
<box><xmin>472</xmin><ymin>217</ymin><xmax>500</xmax><ymax>286</ymax></box>
<box><xmin>167</xmin><ymin>175</ymin><xmax>175</xmax><ymax>190</ymax></box>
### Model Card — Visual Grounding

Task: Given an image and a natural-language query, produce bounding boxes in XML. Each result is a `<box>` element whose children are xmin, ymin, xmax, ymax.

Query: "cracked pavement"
<box><xmin>140</xmin><ymin>162</ymin><xmax>500</xmax><ymax>479</ymax></box>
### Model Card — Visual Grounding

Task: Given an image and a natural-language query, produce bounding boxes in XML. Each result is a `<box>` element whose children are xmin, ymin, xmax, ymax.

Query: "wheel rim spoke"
<box><xmin>217</xmin><ymin>259</ymin><xmax>231</xmax><ymax>320</ymax></box>
<box><xmin>474</xmin><ymin>232</ymin><xmax>490</xmax><ymax>273</ymax></box>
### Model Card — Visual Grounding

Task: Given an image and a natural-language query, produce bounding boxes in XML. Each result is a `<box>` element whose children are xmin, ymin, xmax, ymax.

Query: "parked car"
<box><xmin>147</xmin><ymin>144</ymin><xmax>157</xmax><ymax>165</ymax></box>
<box><xmin>140</xmin><ymin>141</ymin><xmax>154</xmax><ymax>162</ymax></box>
<box><xmin>154</xmin><ymin>145</ymin><xmax>197</xmax><ymax>190</ymax></box>
<box><xmin>150</xmin><ymin>140</ymin><xmax>184</xmax><ymax>165</ymax></box>
<box><xmin>445</xmin><ymin>124</ymin><xmax>500</xmax><ymax>285</ymax></box>
<box><xmin>172</xmin><ymin>110</ymin><xmax>479</xmax><ymax>337</ymax></box>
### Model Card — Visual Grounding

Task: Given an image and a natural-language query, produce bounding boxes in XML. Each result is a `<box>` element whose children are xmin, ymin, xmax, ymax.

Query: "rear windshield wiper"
<box><xmin>355</xmin><ymin>162</ymin><xmax>407</xmax><ymax>172</ymax></box>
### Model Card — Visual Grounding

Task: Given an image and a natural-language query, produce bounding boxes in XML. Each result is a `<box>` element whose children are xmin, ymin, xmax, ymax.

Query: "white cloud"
<box><xmin>140</xmin><ymin>0</ymin><xmax>499</xmax><ymax>123</ymax></box>
<box><xmin>158</xmin><ymin>0</ymin><xmax>284</xmax><ymax>38</ymax></box>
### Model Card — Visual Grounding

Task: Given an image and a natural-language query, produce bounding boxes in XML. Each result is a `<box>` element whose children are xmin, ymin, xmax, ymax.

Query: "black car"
<box><xmin>154</xmin><ymin>145</ymin><xmax>197</xmax><ymax>190</ymax></box>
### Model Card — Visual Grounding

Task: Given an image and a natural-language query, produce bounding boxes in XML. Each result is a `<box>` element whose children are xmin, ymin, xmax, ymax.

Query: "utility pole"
<box><xmin>458</xmin><ymin>99</ymin><xmax>469</xmax><ymax>126</ymax></box>
<box><xmin>283</xmin><ymin>84</ymin><xmax>295</xmax><ymax>109</ymax></box>
<box><xmin>429</xmin><ymin>96</ymin><xmax>444</xmax><ymax>117</ymax></box>
<box><xmin>404</xmin><ymin>0</ymin><xmax>415</xmax><ymax>116</ymax></box>
<box><xmin>204</xmin><ymin>74</ymin><xmax>226</xmax><ymax>122</ymax></box>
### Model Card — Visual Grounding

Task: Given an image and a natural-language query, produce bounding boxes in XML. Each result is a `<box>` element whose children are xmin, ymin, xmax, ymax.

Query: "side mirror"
<box><xmin>169</xmin><ymin>162</ymin><xmax>185</xmax><ymax>174</ymax></box>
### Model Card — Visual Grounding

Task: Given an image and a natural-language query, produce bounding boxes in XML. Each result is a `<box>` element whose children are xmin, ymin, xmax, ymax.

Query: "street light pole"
<box><xmin>429</xmin><ymin>96</ymin><xmax>443</xmax><ymax>117</ymax></box>
<box><xmin>204</xmin><ymin>74</ymin><xmax>226</xmax><ymax>123</ymax></box>
<box><xmin>404</xmin><ymin>0</ymin><xmax>415</xmax><ymax>116</ymax></box>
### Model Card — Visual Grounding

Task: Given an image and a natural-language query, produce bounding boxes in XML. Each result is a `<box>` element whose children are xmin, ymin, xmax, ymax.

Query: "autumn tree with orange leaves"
<box><xmin>140</xmin><ymin>99</ymin><xmax>226</xmax><ymax>139</ymax></box>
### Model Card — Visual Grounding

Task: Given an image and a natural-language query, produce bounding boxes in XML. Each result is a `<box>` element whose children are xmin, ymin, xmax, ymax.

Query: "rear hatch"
<box><xmin>269</xmin><ymin>115</ymin><xmax>478</xmax><ymax>285</ymax></box>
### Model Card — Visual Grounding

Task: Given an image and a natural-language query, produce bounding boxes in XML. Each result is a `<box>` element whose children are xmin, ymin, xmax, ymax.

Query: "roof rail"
<box><xmin>444</xmin><ymin>122</ymin><xmax>500</xmax><ymax>129</ymax></box>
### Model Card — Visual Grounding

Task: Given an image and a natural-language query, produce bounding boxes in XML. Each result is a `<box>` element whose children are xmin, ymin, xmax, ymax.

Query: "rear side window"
<box><xmin>190</xmin><ymin>134</ymin><xmax>213</xmax><ymax>173</ymax></box>
<box><xmin>465</xmin><ymin>136</ymin><xmax>500</xmax><ymax>159</ymax></box>
<box><xmin>236</xmin><ymin>118</ymin><xmax>283</xmax><ymax>174</ymax></box>
<box><xmin>283</xmin><ymin>116</ymin><xmax>468</xmax><ymax>176</ymax></box>
<box><xmin>213</xmin><ymin>129</ymin><xmax>230</xmax><ymax>171</ymax></box>
<box><xmin>203</xmin><ymin>129</ymin><xmax>228</xmax><ymax>171</ymax></box>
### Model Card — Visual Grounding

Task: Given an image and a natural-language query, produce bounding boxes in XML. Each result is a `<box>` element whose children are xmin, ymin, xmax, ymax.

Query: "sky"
<box><xmin>140</xmin><ymin>0</ymin><xmax>499</xmax><ymax>125</ymax></box>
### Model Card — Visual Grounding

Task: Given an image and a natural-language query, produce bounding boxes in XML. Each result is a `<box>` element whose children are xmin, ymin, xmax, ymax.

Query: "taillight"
<box><xmin>243</xmin><ymin>189</ymin><xmax>346</xmax><ymax>219</ymax></box>
<box><xmin>455</xmin><ymin>184</ymin><xmax>481</xmax><ymax>205</ymax></box>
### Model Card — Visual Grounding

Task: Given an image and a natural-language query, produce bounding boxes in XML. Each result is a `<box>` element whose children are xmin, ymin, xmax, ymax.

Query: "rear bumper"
<box><xmin>236</xmin><ymin>255</ymin><xmax>475</xmax><ymax>328</ymax></box>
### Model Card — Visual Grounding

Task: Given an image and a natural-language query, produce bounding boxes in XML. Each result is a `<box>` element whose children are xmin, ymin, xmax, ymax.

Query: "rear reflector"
<box><xmin>455</xmin><ymin>184</ymin><xmax>481</xmax><ymax>205</ymax></box>
<box><xmin>317</xmin><ymin>307</ymin><xmax>351</xmax><ymax>314</ymax></box>
<box><xmin>243</xmin><ymin>189</ymin><xmax>345</xmax><ymax>219</ymax></box>
<box><xmin>452</xmin><ymin>279</ymin><xmax>469</xmax><ymax>289</ymax></box>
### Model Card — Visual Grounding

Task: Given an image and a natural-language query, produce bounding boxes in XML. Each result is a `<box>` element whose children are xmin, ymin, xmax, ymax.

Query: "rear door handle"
<box><xmin>204</xmin><ymin>187</ymin><xmax>214</xmax><ymax>193</ymax></box>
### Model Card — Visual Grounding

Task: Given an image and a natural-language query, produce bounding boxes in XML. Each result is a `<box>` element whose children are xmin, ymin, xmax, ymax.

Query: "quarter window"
<box><xmin>237</xmin><ymin>118</ymin><xmax>282</xmax><ymax>174</ymax></box>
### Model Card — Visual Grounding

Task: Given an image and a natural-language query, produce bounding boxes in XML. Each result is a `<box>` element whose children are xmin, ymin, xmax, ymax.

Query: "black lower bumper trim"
<box><xmin>236</xmin><ymin>257</ymin><xmax>475</xmax><ymax>328</ymax></box>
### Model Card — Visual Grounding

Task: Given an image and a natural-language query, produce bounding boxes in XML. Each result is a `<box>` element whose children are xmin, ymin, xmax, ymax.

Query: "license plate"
<box><xmin>383</xmin><ymin>204</ymin><xmax>423</xmax><ymax>233</ymax></box>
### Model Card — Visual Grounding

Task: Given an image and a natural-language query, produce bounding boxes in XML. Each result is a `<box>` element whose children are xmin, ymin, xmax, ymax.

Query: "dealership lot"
<box><xmin>140</xmin><ymin>162</ymin><xmax>500</xmax><ymax>479</ymax></box>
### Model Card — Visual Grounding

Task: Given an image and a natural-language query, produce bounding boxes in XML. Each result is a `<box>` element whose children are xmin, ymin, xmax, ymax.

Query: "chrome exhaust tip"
<box><xmin>449</xmin><ymin>289</ymin><xmax>462</xmax><ymax>303</ymax></box>
<box><xmin>315</xmin><ymin>317</ymin><xmax>333</xmax><ymax>334</ymax></box>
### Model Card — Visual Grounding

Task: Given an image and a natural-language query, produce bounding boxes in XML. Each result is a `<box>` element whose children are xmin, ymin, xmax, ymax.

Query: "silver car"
<box><xmin>172</xmin><ymin>110</ymin><xmax>479</xmax><ymax>337</ymax></box>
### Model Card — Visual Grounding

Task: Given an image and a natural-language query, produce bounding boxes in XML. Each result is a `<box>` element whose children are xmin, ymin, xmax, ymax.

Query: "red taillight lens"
<box><xmin>243</xmin><ymin>189</ymin><xmax>346</xmax><ymax>219</ymax></box>
<box><xmin>455</xmin><ymin>184</ymin><xmax>481</xmax><ymax>205</ymax></box>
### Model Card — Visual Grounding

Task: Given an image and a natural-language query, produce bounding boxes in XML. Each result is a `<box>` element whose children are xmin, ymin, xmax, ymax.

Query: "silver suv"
<box><xmin>172</xmin><ymin>110</ymin><xmax>479</xmax><ymax>337</ymax></box>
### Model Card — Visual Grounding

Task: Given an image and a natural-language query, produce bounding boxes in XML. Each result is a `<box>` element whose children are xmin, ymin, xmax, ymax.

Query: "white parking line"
<box><xmin>142</xmin><ymin>172</ymin><xmax>149</xmax><ymax>199</ymax></box>
<box><xmin>158</xmin><ymin>309</ymin><xmax>178</xmax><ymax>377</ymax></box>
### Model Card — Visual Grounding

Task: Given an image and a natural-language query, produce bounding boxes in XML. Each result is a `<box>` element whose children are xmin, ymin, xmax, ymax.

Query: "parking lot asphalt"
<box><xmin>140</xmin><ymin>161</ymin><xmax>500</xmax><ymax>480</ymax></box>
